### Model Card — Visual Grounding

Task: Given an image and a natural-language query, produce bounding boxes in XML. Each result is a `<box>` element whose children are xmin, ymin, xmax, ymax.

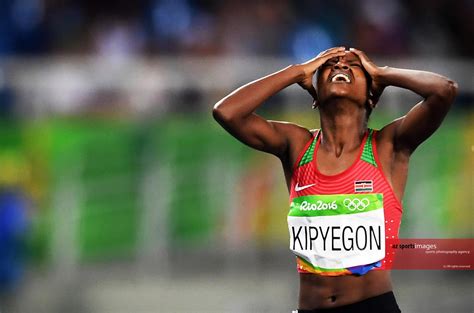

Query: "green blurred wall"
<box><xmin>1</xmin><ymin>112</ymin><xmax>470</xmax><ymax>264</ymax></box>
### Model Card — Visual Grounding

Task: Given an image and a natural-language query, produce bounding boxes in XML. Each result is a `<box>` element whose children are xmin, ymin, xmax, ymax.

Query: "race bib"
<box><xmin>288</xmin><ymin>194</ymin><xmax>385</xmax><ymax>270</ymax></box>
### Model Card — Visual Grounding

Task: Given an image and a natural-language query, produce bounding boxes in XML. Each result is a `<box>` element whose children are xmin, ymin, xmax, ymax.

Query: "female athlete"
<box><xmin>212</xmin><ymin>47</ymin><xmax>458</xmax><ymax>312</ymax></box>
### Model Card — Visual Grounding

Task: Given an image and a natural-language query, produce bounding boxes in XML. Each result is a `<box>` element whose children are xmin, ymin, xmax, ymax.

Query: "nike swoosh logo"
<box><xmin>294</xmin><ymin>183</ymin><xmax>316</xmax><ymax>192</ymax></box>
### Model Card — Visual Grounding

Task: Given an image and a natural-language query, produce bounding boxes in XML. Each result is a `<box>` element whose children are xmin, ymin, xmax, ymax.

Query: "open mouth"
<box><xmin>330</xmin><ymin>73</ymin><xmax>351</xmax><ymax>83</ymax></box>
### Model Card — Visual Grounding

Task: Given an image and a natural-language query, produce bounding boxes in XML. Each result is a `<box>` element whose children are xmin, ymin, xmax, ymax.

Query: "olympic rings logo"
<box><xmin>343</xmin><ymin>198</ymin><xmax>370</xmax><ymax>211</ymax></box>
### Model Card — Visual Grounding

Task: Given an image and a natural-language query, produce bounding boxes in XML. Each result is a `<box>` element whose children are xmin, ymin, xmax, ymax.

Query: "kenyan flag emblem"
<box><xmin>354</xmin><ymin>180</ymin><xmax>373</xmax><ymax>192</ymax></box>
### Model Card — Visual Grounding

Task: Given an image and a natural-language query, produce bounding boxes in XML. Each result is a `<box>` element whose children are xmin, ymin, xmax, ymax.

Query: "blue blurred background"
<box><xmin>0</xmin><ymin>0</ymin><xmax>472</xmax><ymax>312</ymax></box>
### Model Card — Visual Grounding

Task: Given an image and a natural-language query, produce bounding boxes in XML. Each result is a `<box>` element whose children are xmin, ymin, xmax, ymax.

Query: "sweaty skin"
<box><xmin>212</xmin><ymin>47</ymin><xmax>458</xmax><ymax>309</ymax></box>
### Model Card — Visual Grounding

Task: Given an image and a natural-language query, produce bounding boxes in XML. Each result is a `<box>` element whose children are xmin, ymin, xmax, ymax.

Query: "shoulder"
<box><xmin>269</xmin><ymin>120</ymin><xmax>314</xmax><ymax>144</ymax></box>
<box><xmin>269</xmin><ymin>120</ymin><xmax>315</xmax><ymax>165</ymax></box>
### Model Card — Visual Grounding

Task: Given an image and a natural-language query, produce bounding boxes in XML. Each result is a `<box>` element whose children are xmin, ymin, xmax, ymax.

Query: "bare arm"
<box><xmin>213</xmin><ymin>65</ymin><xmax>305</xmax><ymax>157</ymax></box>
<box><xmin>350</xmin><ymin>48</ymin><xmax>458</xmax><ymax>154</ymax></box>
<box><xmin>213</xmin><ymin>47</ymin><xmax>346</xmax><ymax>158</ymax></box>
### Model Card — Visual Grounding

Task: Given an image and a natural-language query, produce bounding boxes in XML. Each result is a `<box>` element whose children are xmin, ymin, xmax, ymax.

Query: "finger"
<box><xmin>349</xmin><ymin>47</ymin><xmax>363</xmax><ymax>56</ymax></box>
<box><xmin>317</xmin><ymin>46</ymin><xmax>345</xmax><ymax>58</ymax></box>
<box><xmin>349</xmin><ymin>47</ymin><xmax>369</xmax><ymax>63</ymax></box>
<box><xmin>305</xmin><ymin>50</ymin><xmax>345</xmax><ymax>68</ymax></box>
<box><xmin>319</xmin><ymin>50</ymin><xmax>346</xmax><ymax>63</ymax></box>
<box><xmin>311</xmin><ymin>47</ymin><xmax>345</xmax><ymax>64</ymax></box>
<box><xmin>329</xmin><ymin>46</ymin><xmax>346</xmax><ymax>52</ymax></box>
<box><xmin>349</xmin><ymin>47</ymin><xmax>365</xmax><ymax>59</ymax></box>
<box><xmin>319</xmin><ymin>46</ymin><xmax>345</xmax><ymax>57</ymax></box>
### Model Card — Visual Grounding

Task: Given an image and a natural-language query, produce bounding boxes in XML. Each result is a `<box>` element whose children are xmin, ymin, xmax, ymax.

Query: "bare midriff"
<box><xmin>298</xmin><ymin>270</ymin><xmax>393</xmax><ymax>309</ymax></box>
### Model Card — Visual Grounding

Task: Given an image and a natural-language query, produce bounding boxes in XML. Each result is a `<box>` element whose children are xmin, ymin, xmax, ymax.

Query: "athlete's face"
<box><xmin>316</xmin><ymin>51</ymin><xmax>369</xmax><ymax>107</ymax></box>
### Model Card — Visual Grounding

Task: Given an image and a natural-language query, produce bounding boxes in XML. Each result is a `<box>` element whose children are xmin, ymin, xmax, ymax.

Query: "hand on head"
<box><xmin>349</xmin><ymin>48</ymin><xmax>386</xmax><ymax>107</ymax></box>
<box><xmin>296</xmin><ymin>46</ymin><xmax>346</xmax><ymax>104</ymax></box>
<box><xmin>297</xmin><ymin>47</ymin><xmax>386</xmax><ymax>109</ymax></box>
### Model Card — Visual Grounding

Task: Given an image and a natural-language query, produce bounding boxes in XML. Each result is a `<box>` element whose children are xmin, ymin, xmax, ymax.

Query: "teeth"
<box><xmin>331</xmin><ymin>73</ymin><xmax>351</xmax><ymax>83</ymax></box>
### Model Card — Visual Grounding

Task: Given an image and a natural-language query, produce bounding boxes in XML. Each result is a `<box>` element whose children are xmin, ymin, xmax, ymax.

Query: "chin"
<box><xmin>330</xmin><ymin>89</ymin><xmax>350</xmax><ymax>97</ymax></box>
<box><xmin>322</xmin><ymin>94</ymin><xmax>365</xmax><ymax>107</ymax></box>
<box><xmin>323</xmin><ymin>86</ymin><xmax>364</xmax><ymax>102</ymax></box>
<box><xmin>324</xmin><ymin>89</ymin><xmax>351</xmax><ymax>101</ymax></box>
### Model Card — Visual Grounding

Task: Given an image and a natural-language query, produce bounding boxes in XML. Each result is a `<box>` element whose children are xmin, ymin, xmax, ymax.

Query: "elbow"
<box><xmin>212</xmin><ymin>101</ymin><xmax>232</xmax><ymax>124</ymax></box>
<box><xmin>438</xmin><ymin>79</ymin><xmax>458</xmax><ymax>104</ymax></box>
<box><xmin>449</xmin><ymin>79</ymin><xmax>459</xmax><ymax>100</ymax></box>
<box><xmin>430</xmin><ymin>79</ymin><xmax>458</xmax><ymax>110</ymax></box>
<box><xmin>212</xmin><ymin>105</ymin><xmax>223</xmax><ymax>122</ymax></box>
<box><xmin>444</xmin><ymin>79</ymin><xmax>459</xmax><ymax>102</ymax></box>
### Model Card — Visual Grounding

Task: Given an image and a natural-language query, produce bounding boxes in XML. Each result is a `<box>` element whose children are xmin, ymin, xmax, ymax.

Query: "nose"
<box><xmin>333</xmin><ymin>58</ymin><xmax>349</xmax><ymax>70</ymax></box>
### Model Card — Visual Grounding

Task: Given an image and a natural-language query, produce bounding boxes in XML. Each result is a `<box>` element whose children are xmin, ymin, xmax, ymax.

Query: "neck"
<box><xmin>318</xmin><ymin>99</ymin><xmax>367</xmax><ymax>157</ymax></box>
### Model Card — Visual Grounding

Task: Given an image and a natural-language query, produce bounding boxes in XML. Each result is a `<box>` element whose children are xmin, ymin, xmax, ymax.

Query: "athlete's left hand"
<box><xmin>349</xmin><ymin>48</ymin><xmax>387</xmax><ymax>107</ymax></box>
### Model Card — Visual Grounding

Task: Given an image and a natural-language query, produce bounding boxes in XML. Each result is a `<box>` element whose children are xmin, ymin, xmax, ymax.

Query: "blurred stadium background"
<box><xmin>0</xmin><ymin>0</ymin><xmax>472</xmax><ymax>312</ymax></box>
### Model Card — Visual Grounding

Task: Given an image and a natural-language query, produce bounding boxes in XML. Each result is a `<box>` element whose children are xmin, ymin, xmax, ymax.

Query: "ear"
<box><xmin>368</xmin><ymin>82</ymin><xmax>385</xmax><ymax>108</ymax></box>
<box><xmin>309</xmin><ymin>86</ymin><xmax>319</xmax><ymax>109</ymax></box>
<box><xmin>368</xmin><ymin>96</ymin><xmax>380</xmax><ymax>109</ymax></box>
<box><xmin>368</xmin><ymin>98</ymin><xmax>376</xmax><ymax>108</ymax></box>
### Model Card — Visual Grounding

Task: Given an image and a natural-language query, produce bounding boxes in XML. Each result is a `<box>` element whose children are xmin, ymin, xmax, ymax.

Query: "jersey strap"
<box><xmin>296</xmin><ymin>130</ymin><xmax>320</xmax><ymax>168</ymax></box>
<box><xmin>360</xmin><ymin>129</ymin><xmax>377</xmax><ymax>167</ymax></box>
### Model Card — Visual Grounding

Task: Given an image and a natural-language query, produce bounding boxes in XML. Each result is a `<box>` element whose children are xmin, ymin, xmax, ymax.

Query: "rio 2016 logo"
<box><xmin>299</xmin><ymin>200</ymin><xmax>337</xmax><ymax>211</ymax></box>
<box><xmin>343</xmin><ymin>198</ymin><xmax>370</xmax><ymax>211</ymax></box>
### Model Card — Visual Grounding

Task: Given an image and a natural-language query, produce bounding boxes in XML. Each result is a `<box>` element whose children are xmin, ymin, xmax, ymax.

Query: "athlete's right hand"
<box><xmin>296</xmin><ymin>47</ymin><xmax>346</xmax><ymax>102</ymax></box>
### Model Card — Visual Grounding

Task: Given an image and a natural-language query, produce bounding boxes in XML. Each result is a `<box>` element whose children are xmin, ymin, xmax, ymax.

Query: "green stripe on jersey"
<box><xmin>289</xmin><ymin>194</ymin><xmax>383</xmax><ymax>217</ymax></box>
<box><xmin>361</xmin><ymin>129</ymin><xmax>377</xmax><ymax>167</ymax></box>
<box><xmin>298</xmin><ymin>132</ymin><xmax>318</xmax><ymax>167</ymax></box>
